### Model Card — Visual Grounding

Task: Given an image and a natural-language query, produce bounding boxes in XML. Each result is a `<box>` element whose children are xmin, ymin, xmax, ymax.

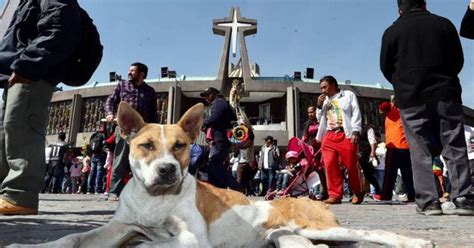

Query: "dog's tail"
<box><xmin>295</xmin><ymin>227</ymin><xmax>434</xmax><ymax>248</ymax></box>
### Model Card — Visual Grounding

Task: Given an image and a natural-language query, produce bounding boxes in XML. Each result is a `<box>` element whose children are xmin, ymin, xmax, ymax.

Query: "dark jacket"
<box><xmin>461</xmin><ymin>7</ymin><xmax>474</xmax><ymax>39</ymax></box>
<box><xmin>204</xmin><ymin>96</ymin><xmax>236</xmax><ymax>142</ymax></box>
<box><xmin>380</xmin><ymin>9</ymin><xmax>463</xmax><ymax>109</ymax></box>
<box><xmin>0</xmin><ymin>0</ymin><xmax>81</xmax><ymax>85</ymax></box>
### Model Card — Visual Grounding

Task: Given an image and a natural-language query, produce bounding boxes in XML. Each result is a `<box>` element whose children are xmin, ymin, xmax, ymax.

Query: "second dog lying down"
<box><xmin>10</xmin><ymin>102</ymin><xmax>433</xmax><ymax>248</ymax></box>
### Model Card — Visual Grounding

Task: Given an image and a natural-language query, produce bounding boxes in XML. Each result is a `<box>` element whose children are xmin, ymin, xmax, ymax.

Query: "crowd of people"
<box><xmin>0</xmin><ymin>0</ymin><xmax>473</xmax><ymax>218</ymax></box>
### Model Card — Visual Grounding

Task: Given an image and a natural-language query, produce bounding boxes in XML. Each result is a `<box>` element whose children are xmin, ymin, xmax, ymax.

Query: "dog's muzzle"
<box><xmin>155</xmin><ymin>163</ymin><xmax>178</xmax><ymax>185</ymax></box>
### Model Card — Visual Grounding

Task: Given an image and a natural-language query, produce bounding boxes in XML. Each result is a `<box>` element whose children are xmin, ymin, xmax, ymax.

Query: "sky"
<box><xmin>0</xmin><ymin>0</ymin><xmax>473</xmax><ymax>107</ymax></box>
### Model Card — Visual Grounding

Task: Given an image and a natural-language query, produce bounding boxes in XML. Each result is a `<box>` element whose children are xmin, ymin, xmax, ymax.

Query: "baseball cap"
<box><xmin>200</xmin><ymin>87</ymin><xmax>219</xmax><ymax>97</ymax></box>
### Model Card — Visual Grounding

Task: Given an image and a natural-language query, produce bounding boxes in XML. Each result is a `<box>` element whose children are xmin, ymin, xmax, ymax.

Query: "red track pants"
<box><xmin>321</xmin><ymin>131</ymin><xmax>362</xmax><ymax>199</ymax></box>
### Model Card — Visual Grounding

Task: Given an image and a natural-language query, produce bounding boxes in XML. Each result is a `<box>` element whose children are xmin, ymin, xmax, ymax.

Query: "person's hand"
<box><xmin>106</xmin><ymin>114</ymin><xmax>114</xmax><ymax>122</ymax></box>
<box><xmin>8</xmin><ymin>72</ymin><xmax>31</xmax><ymax>86</ymax></box>
<box><xmin>317</xmin><ymin>94</ymin><xmax>326</xmax><ymax>109</ymax></box>
<box><xmin>351</xmin><ymin>132</ymin><xmax>360</xmax><ymax>145</ymax></box>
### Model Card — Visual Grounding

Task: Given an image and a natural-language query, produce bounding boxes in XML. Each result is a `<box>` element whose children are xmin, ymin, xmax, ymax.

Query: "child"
<box><xmin>371</xmin><ymin>141</ymin><xmax>386</xmax><ymax>200</ymax></box>
<box><xmin>275</xmin><ymin>151</ymin><xmax>303</xmax><ymax>193</ymax></box>
<box><xmin>70</xmin><ymin>157</ymin><xmax>83</xmax><ymax>194</ymax></box>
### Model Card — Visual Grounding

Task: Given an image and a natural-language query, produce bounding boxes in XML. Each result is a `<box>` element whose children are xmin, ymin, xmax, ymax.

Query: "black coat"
<box><xmin>0</xmin><ymin>0</ymin><xmax>81</xmax><ymax>85</ymax></box>
<box><xmin>380</xmin><ymin>9</ymin><xmax>463</xmax><ymax>109</ymax></box>
<box><xmin>461</xmin><ymin>7</ymin><xmax>474</xmax><ymax>39</ymax></box>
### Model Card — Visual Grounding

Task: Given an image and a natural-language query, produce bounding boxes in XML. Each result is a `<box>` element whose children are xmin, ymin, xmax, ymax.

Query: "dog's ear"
<box><xmin>177</xmin><ymin>103</ymin><xmax>204</xmax><ymax>141</ymax></box>
<box><xmin>117</xmin><ymin>101</ymin><xmax>145</xmax><ymax>141</ymax></box>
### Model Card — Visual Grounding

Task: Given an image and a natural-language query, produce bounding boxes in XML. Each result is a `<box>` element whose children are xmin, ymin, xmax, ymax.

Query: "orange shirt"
<box><xmin>385</xmin><ymin>104</ymin><xmax>409</xmax><ymax>149</ymax></box>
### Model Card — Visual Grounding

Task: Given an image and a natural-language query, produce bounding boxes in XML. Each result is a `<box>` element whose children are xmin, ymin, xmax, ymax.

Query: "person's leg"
<box><xmin>338</xmin><ymin>137</ymin><xmax>363</xmax><ymax>198</ymax></box>
<box><xmin>207</xmin><ymin>142</ymin><xmax>229</xmax><ymax>189</ymax></box>
<box><xmin>321</xmin><ymin>132</ymin><xmax>344</xmax><ymax>200</ymax></box>
<box><xmin>437</xmin><ymin>101</ymin><xmax>472</xmax><ymax>199</ymax></box>
<box><xmin>381</xmin><ymin>147</ymin><xmax>397</xmax><ymax>200</ymax></box>
<box><xmin>260</xmin><ymin>169</ymin><xmax>269</xmax><ymax>194</ymax></box>
<box><xmin>359</xmin><ymin>153</ymin><xmax>381</xmax><ymax>194</ymax></box>
<box><xmin>282</xmin><ymin>173</ymin><xmax>290</xmax><ymax>189</ymax></box>
<box><xmin>397</xmin><ymin>149</ymin><xmax>416</xmax><ymax>200</ymax></box>
<box><xmin>236</xmin><ymin>163</ymin><xmax>245</xmax><ymax>192</ymax></box>
<box><xmin>275</xmin><ymin>173</ymin><xmax>283</xmax><ymax>191</ymax></box>
<box><xmin>42</xmin><ymin>161</ymin><xmax>55</xmax><ymax>193</ymax></box>
<box><xmin>0</xmin><ymin>84</ymin><xmax>10</xmax><ymax>186</ymax></box>
<box><xmin>466</xmin><ymin>159</ymin><xmax>474</xmax><ymax>194</ymax></box>
<box><xmin>109</xmin><ymin>127</ymin><xmax>130</xmax><ymax>196</ymax></box>
<box><xmin>95</xmin><ymin>155</ymin><xmax>106</xmax><ymax>193</ymax></box>
<box><xmin>269</xmin><ymin>169</ymin><xmax>277</xmax><ymax>191</ymax></box>
<box><xmin>71</xmin><ymin>177</ymin><xmax>78</xmax><ymax>194</ymax></box>
<box><xmin>400</xmin><ymin>104</ymin><xmax>441</xmax><ymax>212</ymax></box>
<box><xmin>88</xmin><ymin>156</ymin><xmax>98</xmax><ymax>193</ymax></box>
<box><xmin>374</xmin><ymin>170</ymin><xmax>384</xmax><ymax>193</ymax></box>
<box><xmin>0</xmin><ymin>80</ymin><xmax>54</xmax><ymax>209</ymax></box>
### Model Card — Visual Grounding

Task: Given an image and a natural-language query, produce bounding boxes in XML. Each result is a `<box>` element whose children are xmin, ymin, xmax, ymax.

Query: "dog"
<box><xmin>10</xmin><ymin>102</ymin><xmax>433</xmax><ymax>247</ymax></box>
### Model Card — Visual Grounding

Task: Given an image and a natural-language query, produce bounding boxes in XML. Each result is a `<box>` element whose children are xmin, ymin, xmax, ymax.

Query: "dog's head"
<box><xmin>116</xmin><ymin>101</ymin><xmax>204</xmax><ymax>195</ymax></box>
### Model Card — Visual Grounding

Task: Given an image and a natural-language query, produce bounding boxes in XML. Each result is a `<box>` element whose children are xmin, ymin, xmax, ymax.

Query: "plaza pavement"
<box><xmin>0</xmin><ymin>193</ymin><xmax>473</xmax><ymax>247</ymax></box>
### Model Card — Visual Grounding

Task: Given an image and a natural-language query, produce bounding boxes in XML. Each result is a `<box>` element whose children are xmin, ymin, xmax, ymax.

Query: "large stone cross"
<box><xmin>216</xmin><ymin>8</ymin><xmax>253</xmax><ymax>57</ymax></box>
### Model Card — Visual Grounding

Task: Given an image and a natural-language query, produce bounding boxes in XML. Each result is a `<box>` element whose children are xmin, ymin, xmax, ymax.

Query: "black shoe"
<box><xmin>452</xmin><ymin>196</ymin><xmax>474</xmax><ymax>216</ymax></box>
<box><xmin>416</xmin><ymin>201</ymin><xmax>442</xmax><ymax>216</ymax></box>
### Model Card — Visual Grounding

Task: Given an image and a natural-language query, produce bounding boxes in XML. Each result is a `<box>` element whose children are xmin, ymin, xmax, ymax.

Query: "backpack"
<box><xmin>90</xmin><ymin>132</ymin><xmax>105</xmax><ymax>153</ymax></box>
<box><xmin>62</xmin><ymin>3</ymin><xmax>103</xmax><ymax>86</ymax></box>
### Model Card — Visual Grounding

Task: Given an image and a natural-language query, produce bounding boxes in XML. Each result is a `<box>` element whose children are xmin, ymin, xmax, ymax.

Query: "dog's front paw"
<box><xmin>163</xmin><ymin>215</ymin><xmax>188</xmax><ymax>235</ymax></box>
<box><xmin>163</xmin><ymin>215</ymin><xmax>200</xmax><ymax>247</ymax></box>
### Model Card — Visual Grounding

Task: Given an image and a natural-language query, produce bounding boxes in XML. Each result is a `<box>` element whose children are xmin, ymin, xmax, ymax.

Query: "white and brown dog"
<box><xmin>12</xmin><ymin>102</ymin><xmax>433</xmax><ymax>248</ymax></box>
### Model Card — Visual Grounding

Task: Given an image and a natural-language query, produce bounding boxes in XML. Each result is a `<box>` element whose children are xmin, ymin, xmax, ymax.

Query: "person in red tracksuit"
<box><xmin>315</xmin><ymin>75</ymin><xmax>364</xmax><ymax>205</ymax></box>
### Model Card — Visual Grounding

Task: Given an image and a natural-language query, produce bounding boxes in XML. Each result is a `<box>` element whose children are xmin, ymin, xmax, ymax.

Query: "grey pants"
<box><xmin>0</xmin><ymin>80</ymin><xmax>54</xmax><ymax>208</ymax></box>
<box><xmin>109</xmin><ymin>126</ymin><xmax>130</xmax><ymax>196</ymax></box>
<box><xmin>400</xmin><ymin>101</ymin><xmax>472</xmax><ymax>210</ymax></box>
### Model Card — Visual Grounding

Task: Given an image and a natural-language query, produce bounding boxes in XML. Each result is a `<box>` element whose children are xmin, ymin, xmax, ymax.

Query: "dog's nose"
<box><xmin>158</xmin><ymin>164</ymin><xmax>176</xmax><ymax>176</ymax></box>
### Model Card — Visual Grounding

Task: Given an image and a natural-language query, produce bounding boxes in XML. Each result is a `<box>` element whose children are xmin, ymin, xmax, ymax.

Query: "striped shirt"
<box><xmin>104</xmin><ymin>80</ymin><xmax>158</xmax><ymax>123</ymax></box>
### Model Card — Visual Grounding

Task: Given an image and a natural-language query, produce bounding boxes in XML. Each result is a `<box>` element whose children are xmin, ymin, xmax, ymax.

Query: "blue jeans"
<box><xmin>260</xmin><ymin>168</ymin><xmax>277</xmax><ymax>194</ymax></box>
<box><xmin>88</xmin><ymin>154</ymin><xmax>106</xmax><ymax>193</ymax></box>
<box><xmin>276</xmin><ymin>172</ymin><xmax>291</xmax><ymax>191</ymax></box>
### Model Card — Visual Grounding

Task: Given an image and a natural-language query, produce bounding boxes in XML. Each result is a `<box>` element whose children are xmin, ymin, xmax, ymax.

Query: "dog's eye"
<box><xmin>174</xmin><ymin>142</ymin><xmax>186</xmax><ymax>151</ymax></box>
<box><xmin>140</xmin><ymin>143</ymin><xmax>154</xmax><ymax>151</ymax></box>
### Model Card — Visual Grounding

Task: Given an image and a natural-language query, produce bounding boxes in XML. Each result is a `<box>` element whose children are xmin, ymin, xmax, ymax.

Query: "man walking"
<box><xmin>0</xmin><ymin>0</ymin><xmax>81</xmax><ymax>215</ymax></box>
<box><xmin>104</xmin><ymin>62</ymin><xmax>158</xmax><ymax>200</ymax></box>
<box><xmin>381</xmin><ymin>0</ymin><xmax>473</xmax><ymax>215</ymax></box>
<box><xmin>315</xmin><ymin>75</ymin><xmax>364</xmax><ymax>205</ymax></box>
<box><xmin>378</xmin><ymin>99</ymin><xmax>415</xmax><ymax>202</ymax></box>
<box><xmin>200</xmin><ymin>87</ymin><xmax>236</xmax><ymax>189</ymax></box>
<box><xmin>87</xmin><ymin>123</ymin><xmax>107</xmax><ymax>194</ymax></box>
<box><xmin>258</xmin><ymin>135</ymin><xmax>280</xmax><ymax>195</ymax></box>
<box><xmin>47</xmin><ymin>132</ymin><xmax>70</xmax><ymax>194</ymax></box>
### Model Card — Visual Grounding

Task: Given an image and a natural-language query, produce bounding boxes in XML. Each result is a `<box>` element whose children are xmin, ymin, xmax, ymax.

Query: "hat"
<box><xmin>264</xmin><ymin>135</ymin><xmax>274</xmax><ymax>142</ymax></box>
<box><xmin>200</xmin><ymin>87</ymin><xmax>219</xmax><ymax>97</ymax></box>
<box><xmin>379</xmin><ymin>102</ymin><xmax>391</xmax><ymax>113</ymax></box>
<box><xmin>285</xmin><ymin>150</ymin><xmax>299</xmax><ymax>160</ymax></box>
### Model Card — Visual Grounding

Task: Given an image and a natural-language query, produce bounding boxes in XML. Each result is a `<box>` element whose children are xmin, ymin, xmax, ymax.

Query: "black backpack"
<box><xmin>62</xmin><ymin>3</ymin><xmax>103</xmax><ymax>86</ymax></box>
<box><xmin>90</xmin><ymin>132</ymin><xmax>105</xmax><ymax>153</ymax></box>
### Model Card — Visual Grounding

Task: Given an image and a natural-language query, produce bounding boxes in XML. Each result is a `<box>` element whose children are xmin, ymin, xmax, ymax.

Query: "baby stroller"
<box><xmin>265</xmin><ymin>137</ymin><xmax>322</xmax><ymax>200</ymax></box>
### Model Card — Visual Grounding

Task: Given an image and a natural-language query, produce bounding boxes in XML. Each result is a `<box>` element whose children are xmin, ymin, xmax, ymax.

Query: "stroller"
<box><xmin>265</xmin><ymin>137</ymin><xmax>322</xmax><ymax>200</ymax></box>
